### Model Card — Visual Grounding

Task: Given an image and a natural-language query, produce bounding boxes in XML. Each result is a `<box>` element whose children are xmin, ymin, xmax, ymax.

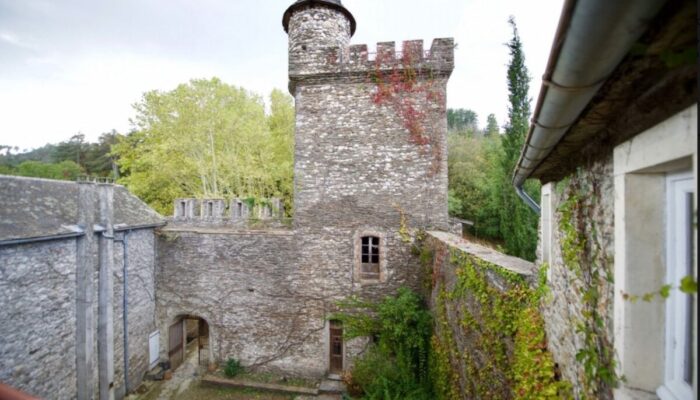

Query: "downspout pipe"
<box><xmin>114</xmin><ymin>230</ymin><xmax>131</xmax><ymax>395</ymax></box>
<box><xmin>512</xmin><ymin>0</ymin><xmax>668</xmax><ymax>214</ymax></box>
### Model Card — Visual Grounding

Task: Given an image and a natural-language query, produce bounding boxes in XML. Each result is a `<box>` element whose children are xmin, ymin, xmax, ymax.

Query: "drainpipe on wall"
<box><xmin>512</xmin><ymin>0</ymin><xmax>667</xmax><ymax>215</ymax></box>
<box><xmin>114</xmin><ymin>230</ymin><xmax>131</xmax><ymax>395</ymax></box>
<box><xmin>97</xmin><ymin>183</ymin><xmax>115</xmax><ymax>400</ymax></box>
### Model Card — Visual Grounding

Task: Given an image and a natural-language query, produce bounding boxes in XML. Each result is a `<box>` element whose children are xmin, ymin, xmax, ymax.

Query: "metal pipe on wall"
<box><xmin>512</xmin><ymin>0</ymin><xmax>668</xmax><ymax>214</ymax></box>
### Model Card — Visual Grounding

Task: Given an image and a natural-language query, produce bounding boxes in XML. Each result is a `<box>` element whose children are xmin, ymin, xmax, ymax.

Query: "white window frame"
<box><xmin>657</xmin><ymin>172</ymin><xmax>694</xmax><ymax>400</ymax></box>
<box><xmin>612</xmin><ymin>105</ymin><xmax>697</xmax><ymax>399</ymax></box>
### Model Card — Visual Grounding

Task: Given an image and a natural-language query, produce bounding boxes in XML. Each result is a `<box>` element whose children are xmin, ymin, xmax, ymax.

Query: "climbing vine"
<box><xmin>370</xmin><ymin>42</ymin><xmax>445</xmax><ymax>174</ymax></box>
<box><xmin>422</xmin><ymin>240</ymin><xmax>571</xmax><ymax>399</ymax></box>
<box><xmin>557</xmin><ymin>170</ymin><xmax>618</xmax><ymax>398</ymax></box>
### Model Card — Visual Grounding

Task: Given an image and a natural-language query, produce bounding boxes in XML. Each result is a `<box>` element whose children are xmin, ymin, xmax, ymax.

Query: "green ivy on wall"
<box><xmin>426</xmin><ymin>244</ymin><xmax>571</xmax><ymax>399</ymax></box>
<box><xmin>557</xmin><ymin>170</ymin><xmax>617</xmax><ymax>399</ymax></box>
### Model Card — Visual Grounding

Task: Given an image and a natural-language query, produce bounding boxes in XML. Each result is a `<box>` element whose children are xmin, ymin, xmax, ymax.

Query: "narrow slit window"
<box><xmin>206</xmin><ymin>202</ymin><xmax>213</xmax><ymax>217</ymax></box>
<box><xmin>179</xmin><ymin>201</ymin><xmax>186</xmax><ymax>217</ymax></box>
<box><xmin>361</xmin><ymin>236</ymin><xmax>380</xmax><ymax>280</ymax></box>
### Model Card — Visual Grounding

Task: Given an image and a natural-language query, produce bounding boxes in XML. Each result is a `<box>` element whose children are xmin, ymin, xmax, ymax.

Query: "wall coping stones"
<box><xmin>158</xmin><ymin>226</ymin><xmax>294</xmax><ymax>236</ymax></box>
<box><xmin>427</xmin><ymin>230</ymin><xmax>535</xmax><ymax>276</ymax></box>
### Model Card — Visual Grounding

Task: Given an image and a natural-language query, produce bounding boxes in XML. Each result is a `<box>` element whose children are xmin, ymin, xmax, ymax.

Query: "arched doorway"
<box><xmin>168</xmin><ymin>315</ymin><xmax>211</xmax><ymax>371</ymax></box>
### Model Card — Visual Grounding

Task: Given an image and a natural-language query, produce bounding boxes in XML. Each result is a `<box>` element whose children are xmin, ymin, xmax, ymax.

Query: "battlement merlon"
<box><xmin>288</xmin><ymin>38</ymin><xmax>455</xmax><ymax>93</ymax></box>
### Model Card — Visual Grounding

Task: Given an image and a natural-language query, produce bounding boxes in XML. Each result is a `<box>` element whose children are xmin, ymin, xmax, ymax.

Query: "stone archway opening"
<box><xmin>168</xmin><ymin>315</ymin><xmax>211</xmax><ymax>372</ymax></box>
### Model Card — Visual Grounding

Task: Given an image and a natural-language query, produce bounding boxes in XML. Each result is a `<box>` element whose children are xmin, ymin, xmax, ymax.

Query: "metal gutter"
<box><xmin>0</xmin><ymin>231</ymin><xmax>85</xmax><ymax>246</ymax></box>
<box><xmin>0</xmin><ymin>222</ymin><xmax>165</xmax><ymax>247</ymax></box>
<box><xmin>512</xmin><ymin>0</ymin><xmax>668</xmax><ymax>214</ymax></box>
<box><xmin>114</xmin><ymin>222</ymin><xmax>167</xmax><ymax>232</ymax></box>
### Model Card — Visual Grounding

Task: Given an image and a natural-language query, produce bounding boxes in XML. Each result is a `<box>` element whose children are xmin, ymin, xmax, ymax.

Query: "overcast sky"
<box><xmin>0</xmin><ymin>0</ymin><xmax>564</xmax><ymax>151</ymax></box>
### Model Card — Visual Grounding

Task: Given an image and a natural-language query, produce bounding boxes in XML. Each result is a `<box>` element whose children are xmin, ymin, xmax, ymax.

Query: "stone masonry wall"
<box><xmin>293</xmin><ymin>79</ymin><xmax>450</xmax><ymax>231</ymax></box>
<box><xmin>538</xmin><ymin>155</ymin><xmax>616</xmax><ymax>399</ymax></box>
<box><xmin>155</xmin><ymin>228</ymin><xmax>325</xmax><ymax>375</ymax></box>
<box><xmin>288</xmin><ymin>6</ymin><xmax>351</xmax><ymax>78</ymax></box>
<box><xmin>112</xmin><ymin>228</ymin><xmax>158</xmax><ymax>398</ymax></box>
<box><xmin>0</xmin><ymin>240</ymin><xmax>78</xmax><ymax>399</ymax></box>
<box><xmin>155</xmin><ymin>219</ymin><xmax>428</xmax><ymax>378</ymax></box>
<box><xmin>288</xmin><ymin>3</ymin><xmax>453</xmax><ymax>236</ymax></box>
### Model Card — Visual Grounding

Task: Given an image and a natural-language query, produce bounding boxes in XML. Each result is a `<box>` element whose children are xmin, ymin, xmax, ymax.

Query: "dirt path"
<box><xmin>155</xmin><ymin>342</ymin><xmax>202</xmax><ymax>400</ymax></box>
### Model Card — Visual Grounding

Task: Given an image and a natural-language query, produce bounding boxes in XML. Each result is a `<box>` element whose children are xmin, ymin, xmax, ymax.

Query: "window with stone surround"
<box><xmin>354</xmin><ymin>230</ymin><xmax>387</xmax><ymax>283</ymax></box>
<box><xmin>612</xmin><ymin>106</ymin><xmax>697</xmax><ymax>400</ymax></box>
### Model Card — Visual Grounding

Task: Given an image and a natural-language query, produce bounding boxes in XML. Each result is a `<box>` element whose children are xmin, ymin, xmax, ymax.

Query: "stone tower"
<box><xmin>283</xmin><ymin>0</ymin><xmax>355</xmax><ymax>83</ymax></box>
<box><xmin>284</xmin><ymin>0</ymin><xmax>454</xmax><ymax>231</ymax></box>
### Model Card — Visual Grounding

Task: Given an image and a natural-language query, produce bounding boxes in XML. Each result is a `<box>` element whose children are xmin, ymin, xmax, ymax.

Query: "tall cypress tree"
<box><xmin>499</xmin><ymin>16</ymin><xmax>540</xmax><ymax>260</ymax></box>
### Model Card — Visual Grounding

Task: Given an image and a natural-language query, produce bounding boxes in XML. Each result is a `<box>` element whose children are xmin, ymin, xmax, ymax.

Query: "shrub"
<box><xmin>333</xmin><ymin>287</ymin><xmax>433</xmax><ymax>399</ymax></box>
<box><xmin>224</xmin><ymin>357</ymin><xmax>243</xmax><ymax>378</ymax></box>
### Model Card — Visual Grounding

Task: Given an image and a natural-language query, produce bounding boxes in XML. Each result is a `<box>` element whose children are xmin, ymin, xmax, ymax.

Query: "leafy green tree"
<box><xmin>447</xmin><ymin>108</ymin><xmax>479</xmax><ymax>134</ymax></box>
<box><xmin>448</xmin><ymin>132</ymin><xmax>503</xmax><ymax>239</ymax></box>
<box><xmin>83</xmin><ymin>131</ymin><xmax>122</xmax><ymax>177</ymax></box>
<box><xmin>333</xmin><ymin>288</ymin><xmax>433</xmax><ymax>399</ymax></box>
<box><xmin>497</xmin><ymin>17</ymin><xmax>540</xmax><ymax>260</ymax></box>
<box><xmin>485</xmin><ymin>113</ymin><xmax>499</xmax><ymax>136</ymax></box>
<box><xmin>53</xmin><ymin>133</ymin><xmax>87</xmax><ymax>166</ymax></box>
<box><xmin>14</xmin><ymin>160</ymin><xmax>83</xmax><ymax>180</ymax></box>
<box><xmin>113</xmin><ymin>78</ymin><xmax>294</xmax><ymax>215</ymax></box>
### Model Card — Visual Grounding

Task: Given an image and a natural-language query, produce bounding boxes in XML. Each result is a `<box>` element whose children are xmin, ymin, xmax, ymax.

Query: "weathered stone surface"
<box><xmin>0</xmin><ymin>176</ymin><xmax>163</xmax><ymax>243</ymax></box>
<box><xmin>0</xmin><ymin>179</ymin><xmax>161</xmax><ymax>400</ymax></box>
<box><xmin>113</xmin><ymin>228</ymin><xmax>158</xmax><ymax>397</ymax></box>
<box><xmin>427</xmin><ymin>231</ymin><xmax>535</xmax><ymax>276</ymax></box>
<box><xmin>0</xmin><ymin>240</ymin><xmax>78</xmax><ymax>399</ymax></box>
<box><xmin>538</xmin><ymin>155</ymin><xmax>615</xmax><ymax>399</ymax></box>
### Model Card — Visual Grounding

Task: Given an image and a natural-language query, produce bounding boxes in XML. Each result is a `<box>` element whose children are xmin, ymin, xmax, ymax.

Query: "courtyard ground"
<box><xmin>132</xmin><ymin>339</ymin><xmax>343</xmax><ymax>400</ymax></box>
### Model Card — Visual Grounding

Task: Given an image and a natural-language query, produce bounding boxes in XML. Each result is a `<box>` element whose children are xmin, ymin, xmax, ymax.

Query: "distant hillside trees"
<box><xmin>447</xmin><ymin>108</ymin><xmax>479</xmax><ymax>134</ymax></box>
<box><xmin>0</xmin><ymin>131</ymin><xmax>121</xmax><ymax>180</ymax></box>
<box><xmin>112</xmin><ymin>78</ymin><xmax>294</xmax><ymax>215</ymax></box>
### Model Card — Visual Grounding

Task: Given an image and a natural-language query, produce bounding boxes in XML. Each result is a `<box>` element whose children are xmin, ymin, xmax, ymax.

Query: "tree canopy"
<box><xmin>112</xmin><ymin>78</ymin><xmax>294</xmax><ymax>215</ymax></box>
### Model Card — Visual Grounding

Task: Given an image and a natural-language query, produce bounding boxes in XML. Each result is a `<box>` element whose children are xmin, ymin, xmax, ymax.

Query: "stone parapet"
<box><xmin>289</xmin><ymin>38</ymin><xmax>455</xmax><ymax>93</ymax></box>
<box><xmin>172</xmin><ymin>198</ymin><xmax>285</xmax><ymax>224</ymax></box>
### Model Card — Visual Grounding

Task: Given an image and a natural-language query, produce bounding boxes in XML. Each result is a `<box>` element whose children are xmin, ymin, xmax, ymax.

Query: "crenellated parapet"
<box><xmin>172</xmin><ymin>198</ymin><xmax>286</xmax><ymax>227</ymax></box>
<box><xmin>288</xmin><ymin>38</ymin><xmax>454</xmax><ymax>93</ymax></box>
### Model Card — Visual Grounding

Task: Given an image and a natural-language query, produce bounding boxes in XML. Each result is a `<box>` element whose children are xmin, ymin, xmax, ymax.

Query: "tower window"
<box><xmin>361</xmin><ymin>236</ymin><xmax>380</xmax><ymax>280</ymax></box>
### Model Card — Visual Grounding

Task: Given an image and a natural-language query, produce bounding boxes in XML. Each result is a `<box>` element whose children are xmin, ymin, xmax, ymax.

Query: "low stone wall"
<box><xmin>423</xmin><ymin>231</ymin><xmax>571</xmax><ymax>399</ymax></box>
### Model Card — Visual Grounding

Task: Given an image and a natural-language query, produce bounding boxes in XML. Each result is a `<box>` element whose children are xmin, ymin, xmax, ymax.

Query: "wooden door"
<box><xmin>198</xmin><ymin>319</ymin><xmax>210</xmax><ymax>366</ymax></box>
<box><xmin>329</xmin><ymin>320</ymin><xmax>343</xmax><ymax>373</ymax></box>
<box><xmin>168</xmin><ymin>319</ymin><xmax>184</xmax><ymax>370</ymax></box>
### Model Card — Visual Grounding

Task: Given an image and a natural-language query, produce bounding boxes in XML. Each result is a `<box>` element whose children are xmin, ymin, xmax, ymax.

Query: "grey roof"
<box><xmin>0</xmin><ymin>175</ymin><xmax>164</xmax><ymax>243</ymax></box>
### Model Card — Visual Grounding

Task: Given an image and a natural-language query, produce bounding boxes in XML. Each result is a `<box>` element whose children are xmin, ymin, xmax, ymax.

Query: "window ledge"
<box><xmin>614</xmin><ymin>386</ymin><xmax>658</xmax><ymax>400</ymax></box>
